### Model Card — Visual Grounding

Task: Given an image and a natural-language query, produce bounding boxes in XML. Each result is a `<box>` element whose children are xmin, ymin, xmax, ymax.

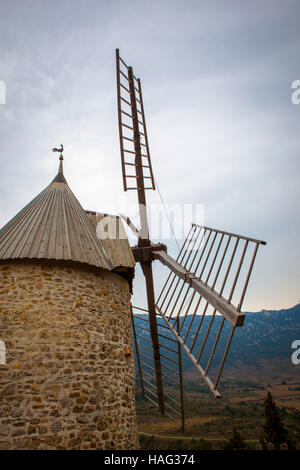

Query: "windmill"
<box><xmin>113</xmin><ymin>49</ymin><xmax>267</xmax><ymax>431</ymax></box>
<box><xmin>0</xmin><ymin>49</ymin><xmax>267</xmax><ymax>450</ymax></box>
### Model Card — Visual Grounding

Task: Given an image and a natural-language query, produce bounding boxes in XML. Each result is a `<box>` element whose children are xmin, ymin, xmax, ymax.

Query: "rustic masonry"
<box><xmin>0</xmin><ymin>155</ymin><xmax>138</xmax><ymax>449</ymax></box>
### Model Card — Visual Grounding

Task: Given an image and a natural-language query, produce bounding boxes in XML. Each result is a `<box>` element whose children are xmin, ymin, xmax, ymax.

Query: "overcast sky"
<box><xmin>0</xmin><ymin>0</ymin><xmax>299</xmax><ymax>312</ymax></box>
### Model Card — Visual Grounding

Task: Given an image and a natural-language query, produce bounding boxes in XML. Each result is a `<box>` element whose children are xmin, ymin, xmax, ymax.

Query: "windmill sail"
<box><xmin>116</xmin><ymin>49</ymin><xmax>165</xmax><ymax>416</ymax></box>
<box><xmin>132</xmin><ymin>306</ymin><xmax>185</xmax><ymax>429</ymax></box>
<box><xmin>116</xmin><ymin>49</ymin><xmax>155</xmax><ymax>192</ymax></box>
<box><xmin>155</xmin><ymin>224</ymin><xmax>266</xmax><ymax>397</ymax></box>
<box><xmin>115</xmin><ymin>49</ymin><xmax>266</xmax><ymax>428</ymax></box>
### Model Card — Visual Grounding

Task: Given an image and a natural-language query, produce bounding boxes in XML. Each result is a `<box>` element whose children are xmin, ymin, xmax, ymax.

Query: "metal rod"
<box><xmin>161</xmin><ymin>362</ymin><xmax>180</xmax><ymax>376</ymax></box>
<box><xmin>131</xmin><ymin>310</ymin><xmax>145</xmax><ymax>397</ymax></box>
<box><xmin>140</xmin><ymin>351</ymin><xmax>154</xmax><ymax>362</ymax></box>
<box><xmin>137</xmin><ymin>78</ymin><xmax>155</xmax><ymax>190</ymax></box>
<box><xmin>119</xmin><ymin>69</ymin><xmax>129</xmax><ymax>81</ymax></box>
<box><xmin>120</xmin><ymin>96</ymin><xmax>132</xmax><ymax>107</ymax></box>
<box><xmin>172</xmin><ymin>228</ymin><xmax>211</xmax><ymax>332</ymax></box>
<box><xmin>140</xmin><ymin>360</ymin><xmax>155</xmax><ymax>372</ymax></box>
<box><xmin>214</xmin><ymin>325</ymin><xmax>235</xmax><ymax>389</ymax></box>
<box><xmin>163</xmin><ymin>392</ymin><xmax>181</xmax><ymax>408</ymax></box>
<box><xmin>175</xmin><ymin>230</ymin><xmax>216</xmax><ymax>334</ymax></box>
<box><xmin>155</xmin><ymin>321</ymin><xmax>174</xmax><ymax>330</ymax></box>
<box><xmin>157</xmin><ymin>305</ymin><xmax>221</xmax><ymax>398</ymax></box>
<box><xmin>133</xmin><ymin>306</ymin><xmax>149</xmax><ymax>312</ymax></box>
<box><xmin>135</xmin><ymin>333</ymin><xmax>152</xmax><ymax>343</ymax></box>
<box><xmin>126</xmin><ymin>62</ymin><xmax>165</xmax><ymax>414</ymax></box>
<box><xmin>116</xmin><ymin>49</ymin><xmax>127</xmax><ymax>191</ymax></box>
<box><xmin>122</xmin><ymin>122</ymin><xmax>134</xmax><ymax>131</ymax></box>
<box><xmin>171</xmin><ymin>229</ymin><xmax>211</xmax><ymax>332</ymax></box>
<box><xmin>204</xmin><ymin>233</ymin><xmax>224</xmax><ymax>285</ymax></box>
<box><xmin>228</xmin><ymin>239</ymin><xmax>249</xmax><ymax>303</ymax></box>
<box><xmin>219</xmin><ymin>237</ymin><xmax>240</xmax><ymax>297</ymax></box>
<box><xmin>185</xmin><ymin>226</ymin><xmax>207</xmax><ymax>274</ymax></box>
<box><xmin>143</xmin><ymin>369</ymin><xmax>156</xmax><ymax>381</ymax></box>
<box><xmin>182</xmin><ymin>235</ymin><xmax>229</xmax><ymax>344</ymax></box>
<box><xmin>164</xmin><ymin>410</ymin><xmax>179</xmax><ymax>423</ymax></box>
<box><xmin>164</xmin><ymin>402</ymin><xmax>181</xmax><ymax>417</ymax></box>
<box><xmin>192</xmin><ymin>237</ymin><xmax>225</xmax><ymax>361</ymax></box>
<box><xmin>157</xmin><ymin>332</ymin><xmax>178</xmax><ymax>343</ymax></box>
<box><xmin>191</xmin><ymin>223</ymin><xmax>266</xmax><ymax>246</ymax></box>
<box><xmin>193</xmin><ymin>238</ymin><xmax>241</xmax><ymax>362</ymax></box>
<box><xmin>121</xmin><ymin>109</ymin><xmax>133</xmax><ymax>119</ymax></box>
<box><xmin>156</xmin><ymin>225</ymin><xmax>194</xmax><ymax>307</ymax></box>
<box><xmin>155</xmin><ymin>250</ymin><xmax>245</xmax><ymax>326</ymax></box>
<box><xmin>191</xmin><ymin>229</ymin><xmax>212</xmax><ymax>276</ymax></box>
<box><xmin>133</xmin><ymin>313</ymin><xmax>149</xmax><ymax>321</ymax></box>
<box><xmin>162</xmin><ymin>381</ymin><xmax>180</xmax><ymax>400</ymax></box>
<box><xmin>158</xmin><ymin>343</ymin><xmax>178</xmax><ymax>354</ymax></box>
<box><xmin>141</xmin><ymin>262</ymin><xmax>165</xmax><ymax>415</ymax></box>
<box><xmin>237</xmin><ymin>242</ymin><xmax>259</xmax><ymax>312</ymax></box>
<box><xmin>120</xmin><ymin>82</ymin><xmax>130</xmax><ymax>94</ymax></box>
<box><xmin>123</xmin><ymin>136</ymin><xmax>135</xmax><ymax>143</ymax></box>
<box><xmin>135</xmin><ymin>324</ymin><xmax>152</xmax><ymax>334</ymax></box>
<box><xmin>205</xmin><ymin>317</ymin><xmax>225</xmax><ymax>375</ymax></box>
<box><xmin>144</xmin><ymin>394</ymin><xmax>159</xmax><ymax>408</ymax></box>
<box><xmin>157</xmin><ymin>225</ymin><xmax>195</xmax><ymax>308</ymax></box>
<box><xmin>119</xmin><ymin>54</ymin><xmax>129</xmax><ymax>68</ymax></box>
<box><xmin>139</xmin><ymin>343</ymin><xmax>154</xmax><ymax>353</ymax></box>
<box><xmin>144</xmin><ymin>386</ymin><xmax>157</xmax><ymax>400</ymax></box>
<box><xmin>166</xmin><ymin>227</ymin><xmax>203</xmax><ymax>320</ymax></box>
<box><xmin>168</xmin><ymin>228</ymin><xmax>205</xmax><ymax>321</ymax></box>
<box><xmin>211</xmin><ymin>235</ymin><xmax>232</xmax><ymax>289</ymax></box>
<box><xmin>196</xmin><ymin>308</ymin><xmax>216</xmax><ymax>364</ymax></box>
<box><xmin>189</xmin><ymin>297</ymin><xmax>206</xmax><ymax>353</ymax></box>
<box><xmin>182</xmin><ymin>294</ymin><xmax>202</xmax><ymax>344</ymax></box>
<box><xmin>160</xmin><ymin>352</ymin><xmax>179</xmax><ymax>365</ymax></box>
<box><xmin>160</xmin><ymin>374</ymin><xmax>180</xmax><ymax>386</ymax></box>
<box><xmin>177</xmin><ymin>317</ymin><xmax>185</xmax><ymax>433</ymax></box>
<box><xmin>192</xmin><ymin>236</ymin><xmax>238</xmax><ymax>368</ymax></box>
<box><xmin>143</xmin><ymin>378</ymin><xmax>157</xmax><ymax>391</ymax></box>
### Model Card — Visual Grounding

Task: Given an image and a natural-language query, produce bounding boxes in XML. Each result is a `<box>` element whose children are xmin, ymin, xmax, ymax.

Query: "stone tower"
<box><xmin>0</xmin><ymin>155</ymin><xmax>138</xmax><ymax>450</ymax></box>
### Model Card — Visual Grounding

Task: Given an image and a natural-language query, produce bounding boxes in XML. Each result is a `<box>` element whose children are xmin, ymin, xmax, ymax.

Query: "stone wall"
<box><xmin>0</xmin><ymin>260</ymin><xmax>139</xmax><ymax>450</ymax></box>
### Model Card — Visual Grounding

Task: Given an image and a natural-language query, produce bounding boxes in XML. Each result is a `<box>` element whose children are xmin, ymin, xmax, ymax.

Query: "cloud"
<box><xmin>0</xmin><ymin>0</ymin><xmax>299</xmax><ymax>311</ymax></box>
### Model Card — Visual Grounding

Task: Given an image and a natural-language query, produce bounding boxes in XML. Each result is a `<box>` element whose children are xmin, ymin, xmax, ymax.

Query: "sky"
<box><xmin>0</xmin><ymin>0</ymin><xmax>299</xmax><ymax>312</ymax></box>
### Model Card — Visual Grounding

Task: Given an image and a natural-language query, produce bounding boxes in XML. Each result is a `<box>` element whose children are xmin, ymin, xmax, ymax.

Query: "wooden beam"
<box><xmin>153</xmin><ymin>250</ymin><xmax>245</xmax><ymax>327</ymax></box>
<box><xmin>157</xmin><ymin>307</ymin><xmax>221</xmax><ymax>399</ymax></box>
<box><xmin>141</xmin><ymin>261</ymin><xmax>165</xmax><ymax>414</ymax></box>
<box><xmin>131</xmin><ymin>243</ymin><xmax>167</xmax><ymax>263</ymax></box>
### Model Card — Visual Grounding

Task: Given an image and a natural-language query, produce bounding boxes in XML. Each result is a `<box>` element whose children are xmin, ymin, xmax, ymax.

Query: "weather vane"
<box><xmin>52</xmin><ymin>144</ymin><xmax>64</xmax><ymax>159</ymax></box>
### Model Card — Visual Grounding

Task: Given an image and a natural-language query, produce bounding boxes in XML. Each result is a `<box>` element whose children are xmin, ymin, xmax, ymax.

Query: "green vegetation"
<box><xmin>260</xmin><ymin>391</ymin><xmax>296</xmax><ymax>450</ymax></box>
<box><xmin>139</xmin><ymin>434</ymin><xmax>212</xmax><ymax>451</ymax></box>
<box><xmin>221</xmin><ymin>428</ymin><xmax>246</xmax><ymax>450</ymax></box>
<box><xmin>136</xmin><ymin>358</ymin><xmax>300</xmax><ymax>450</ymax></box>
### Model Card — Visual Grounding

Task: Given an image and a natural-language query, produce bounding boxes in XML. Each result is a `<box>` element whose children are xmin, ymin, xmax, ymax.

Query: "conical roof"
<box><xmin>0</xmin><ymin>157</ymin><xmax>113</xmax><ymax>271</ymax></box>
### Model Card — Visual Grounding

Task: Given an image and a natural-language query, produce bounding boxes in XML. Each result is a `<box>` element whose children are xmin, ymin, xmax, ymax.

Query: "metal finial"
<box><xmin>51</xmin><ymin>145</ymin><xmax>65</xmax><ymax>180</ymax></box>
<box><xmin>52</xmin><ymin>144</ymin><xmax>64</xmax><ymax>160</ymax></box>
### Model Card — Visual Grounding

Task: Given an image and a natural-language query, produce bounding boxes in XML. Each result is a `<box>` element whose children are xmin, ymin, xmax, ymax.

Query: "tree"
<box><xmin>260</xmin><ymin>391</ymin><xmax>289</xmax><ymax>450</ymax></box>
<box><xmin>222</xmin><ymin>428</ymin><xmax>246</xmax><ymax>450</ymax></box>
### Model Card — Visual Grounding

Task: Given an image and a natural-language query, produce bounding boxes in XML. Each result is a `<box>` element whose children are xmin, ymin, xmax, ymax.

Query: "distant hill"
<box><xmin>225</xmin><ymin>303</ymin><xmax>300</xmax><ymax>365</ymax></box>
<box><xmin>133</xmin><ymin>304</ymin><xmax>300</xmax><ymax>372</ymax></box>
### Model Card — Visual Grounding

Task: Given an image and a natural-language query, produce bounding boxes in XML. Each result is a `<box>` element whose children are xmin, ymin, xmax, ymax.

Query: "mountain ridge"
<box><xmin>133</xmin><ymin>303</ymin><xmax>300</xmax><ymax>371</ymax></box>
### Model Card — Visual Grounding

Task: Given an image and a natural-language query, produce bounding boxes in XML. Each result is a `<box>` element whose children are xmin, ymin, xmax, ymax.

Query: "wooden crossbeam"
<box><xmin>153</xmin><ymin>249</ymin><xmax>245</xmax><ymax>327</ymax></box>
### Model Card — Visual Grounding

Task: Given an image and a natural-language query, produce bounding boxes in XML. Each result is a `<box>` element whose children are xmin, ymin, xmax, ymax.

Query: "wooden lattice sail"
<box><xmin>115</xmin><ymin>49</ymin><xmax>267</xmax><ymax>430</ymax></box>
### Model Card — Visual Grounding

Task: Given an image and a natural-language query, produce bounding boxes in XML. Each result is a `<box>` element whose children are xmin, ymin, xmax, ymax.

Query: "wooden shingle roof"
<box><xmin>0</xmin><ymin>158</ymin><xmax>135</xmax><ymax>281</ymax></box>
